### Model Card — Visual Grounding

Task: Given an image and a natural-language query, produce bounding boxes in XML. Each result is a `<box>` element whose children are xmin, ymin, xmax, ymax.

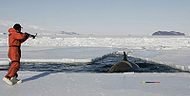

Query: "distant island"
<box><xmin>60</xmin><ymin>31</ymin><xmax>80</xmax><ymax>35</ymax></box>
<box><xmin>152</xmin><ymin>31</ymin><xmax>185</xmax><ymax>36</ymax></box>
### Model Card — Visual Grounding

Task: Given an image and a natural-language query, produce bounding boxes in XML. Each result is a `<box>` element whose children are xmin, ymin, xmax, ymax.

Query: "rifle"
<box><xmin>25</xmin><ymin>32</ymin><xmax>37</xmax><ymax>39</ymax></box>
<box><xmin>30</xmin><ymin>33</ymin><xmax>37</xmax><ymax>39</ymax></box>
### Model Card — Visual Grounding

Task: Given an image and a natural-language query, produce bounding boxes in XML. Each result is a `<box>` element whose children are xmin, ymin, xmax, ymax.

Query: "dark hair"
<box><xmin>13</xmin><ymin>24</ymin><xmax>22</xmax><ymax>30</ymax></box>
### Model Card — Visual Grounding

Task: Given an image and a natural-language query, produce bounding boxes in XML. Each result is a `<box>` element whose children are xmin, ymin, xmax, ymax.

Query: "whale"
<box><xmin>108</xmin><ymin>51</ymin><xmax>139</xmax><ymax>73</ymax></box>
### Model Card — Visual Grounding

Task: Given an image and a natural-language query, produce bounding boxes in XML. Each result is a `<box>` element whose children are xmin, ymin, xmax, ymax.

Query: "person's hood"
<box><xmin>8</xmin><ymin>28</ymin><xmax>17</xmax><ymax>33</ymax></box>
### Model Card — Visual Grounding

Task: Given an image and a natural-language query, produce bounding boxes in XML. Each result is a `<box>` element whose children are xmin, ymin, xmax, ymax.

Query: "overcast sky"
<box><xmin>0</xmin><ymin>0</ymin><xmax>190</xmax><ymax>36</ymax></box>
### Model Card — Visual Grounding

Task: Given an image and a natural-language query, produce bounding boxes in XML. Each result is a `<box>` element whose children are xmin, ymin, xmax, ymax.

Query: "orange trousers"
<box><xmin>5</xmin><ymin>47</ymin><xmax>21</xmax><ymax>79</ymax></box>
<box><xmin>5</xmin><ymin>62</ymin><xmax>20</xmax><ymax>79</ymax></box>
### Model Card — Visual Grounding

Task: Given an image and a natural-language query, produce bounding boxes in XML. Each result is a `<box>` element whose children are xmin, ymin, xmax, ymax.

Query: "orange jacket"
<box><xmin>8</xmin><ymin>28</ymin><xmax>29</xmax><ymax>61</ymax></box>
<box><xmin>8</xmin><ymin>28</ymin><xmax>28</xmax><ymax>46</ymax></box>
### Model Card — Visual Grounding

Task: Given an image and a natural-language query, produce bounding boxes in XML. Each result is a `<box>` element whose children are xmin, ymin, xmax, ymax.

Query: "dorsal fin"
<box><xmin>123</xmin><ymin>51</ymin><xmax>127</xmax><ymax>61</ymax></box>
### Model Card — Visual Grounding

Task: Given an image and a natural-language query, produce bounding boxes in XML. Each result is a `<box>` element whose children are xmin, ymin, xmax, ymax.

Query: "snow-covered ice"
<box><xmin>1</xmin><ymin>33</ymin><xmax>190</xmax><ymax>96</ymax></box>
<box><xmin>0</xmin><ymin>71</ymin><xmax>190</xmax><ymax>96</ymax></box>
<box><xmin>1</xmin><ymin>35</ymin><xmax>190</xmax><ymax>71</ymax></box>
<box><xmin>1</xmin><ymin>35</ymin><xmax>190</xmax><ymax>49</ymax></box>
<box><xmin>0</xmin><ymin>46</ymin><xmax>120</xmax><ymax>64</ymax></box>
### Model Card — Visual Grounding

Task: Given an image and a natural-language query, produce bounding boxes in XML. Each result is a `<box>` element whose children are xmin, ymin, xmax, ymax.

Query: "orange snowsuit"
<box><xmin>5</xmin><ymin>28</ymin><xmax>29</xmax><ymax>79</ymax></box>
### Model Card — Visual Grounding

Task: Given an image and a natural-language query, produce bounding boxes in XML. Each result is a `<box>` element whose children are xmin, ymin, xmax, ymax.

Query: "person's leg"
<box><xmin>5</xmin><ymin>61</ymin><xmax>20</xmax><ymax>79</ymax></box>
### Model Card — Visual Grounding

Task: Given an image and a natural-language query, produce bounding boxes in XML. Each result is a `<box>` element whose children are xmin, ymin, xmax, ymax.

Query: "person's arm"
<box><xmin>13</xmin><ymin>32</ymin><xmax>30</xmax><ymax>43</ymax></box>
<box><xmin>20</xmin><ymin>33</ymin><xmax>31</xmax><ymax>43</ymax></box>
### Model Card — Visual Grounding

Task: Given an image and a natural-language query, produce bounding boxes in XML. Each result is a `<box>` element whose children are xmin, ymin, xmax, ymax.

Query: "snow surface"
<box><xmin>0</xmin><ymin>46</ymin><xmax>119</xmax><ymax>65</ymax></box>
<box><xmin>1</xmin><ymin>34</ymin><xmax>190</xmax><ymax>49</ymax></box>
<box><xmin>1</xmin><ymin>35</ymin><xmax>190</xmax><ymax>71</ymax></box>
<box><xmin>0</xmin><ymin>71</ymin><xmax>190</xmax><ymax>96</ymax></box>
<box><xmin>1</xmin><ymin>33</ymin><xmax>190</xmax><ymax>96</ymax></box>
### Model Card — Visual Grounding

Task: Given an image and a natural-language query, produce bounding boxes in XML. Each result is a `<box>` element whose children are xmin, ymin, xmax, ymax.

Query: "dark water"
<box><xmin>0</xmin><ymin>53</ymin><xmax>183</xmax><ymax>73</ymax></box>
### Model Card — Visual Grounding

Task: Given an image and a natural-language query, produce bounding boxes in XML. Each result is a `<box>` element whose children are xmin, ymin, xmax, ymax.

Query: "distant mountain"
<box><xmin>0</xmin><ymin>21</ymin><xmax>60</xmax><ymax>36</ymax></box>
<box><xmin>60</xmin><ymin>31</ymin><xmax>80</xmax><ymax>35</ymax></box>
<box><xmin>152</xmin><ymin>31</ymin><xmax>185</xmax><ymax>36</ymax></box>
<box><xmin>0</xmin><ymin>21</ymin><xmax>83</xmax><ymax>37</ymax></box>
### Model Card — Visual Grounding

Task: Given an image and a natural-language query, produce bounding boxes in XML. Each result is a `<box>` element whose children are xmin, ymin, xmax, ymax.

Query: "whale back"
<box><xmin>109</xmin><ymin>60</ymin><xmax>134</xmax><ymax>73</ymax></box>
<box><xmin>108</xmin><ymin>51</ymin><xmax>140</xmax><ymax>73</ymax></box>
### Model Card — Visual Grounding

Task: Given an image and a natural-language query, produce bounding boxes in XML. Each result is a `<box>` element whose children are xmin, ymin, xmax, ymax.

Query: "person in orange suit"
<box><xmin>3</xmin><ymin>24</ymin><xmax>32</xmax><ymax>85</ymax></box>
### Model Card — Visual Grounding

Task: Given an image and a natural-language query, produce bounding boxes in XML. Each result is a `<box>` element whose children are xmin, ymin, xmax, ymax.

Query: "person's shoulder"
<box><xmin>8</xmin><ymin>28</ymin><xmax>16</xmax><ymax>33</ymax></box>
